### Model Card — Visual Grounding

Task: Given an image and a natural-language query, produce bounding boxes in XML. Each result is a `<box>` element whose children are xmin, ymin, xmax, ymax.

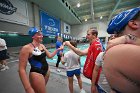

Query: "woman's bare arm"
<box><xmin>65</xmin><ymin>41</ymin><xmax>88</xmax><ymax>56</ymax></box>
<box><xmin>19</xmin><ymin>45</ymin><xmax>35</xmax><ymax>93</ymax></box>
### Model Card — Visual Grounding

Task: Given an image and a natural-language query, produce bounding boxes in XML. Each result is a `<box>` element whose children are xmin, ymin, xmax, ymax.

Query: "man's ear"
<box><xmin>128</xmin><ymin>20</ymin><xmax>139</xmax><ymax>29</ymax></box>
<box><xmin>93</xmin><ymin>34</ymin><xmax>97</xmax><ymax>38</ymax></box>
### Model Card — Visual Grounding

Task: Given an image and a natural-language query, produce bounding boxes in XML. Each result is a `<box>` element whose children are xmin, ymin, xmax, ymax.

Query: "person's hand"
<box><xmin>57</xmin><ymin>45</ymin><xmax>63</xmax><ymax>51</ymax></box>
<box><xmin>106</xmin><ymin>36</ymin><xmax>126</xmax><ymax>51</ymax></box>
<box><xmin>63</xmin><ymin>42</ymin><xmax>65</xmax><ymax>46</ymax></box>
<box><xmin>91</xmin><ymin>84</ymin><xmax>97</xmax><ymax>93</ymax></box>
<box><xmin>26</xmin><ymin>87</ymin><xmax>35</xmax><ymax>93</ymax></box>
<box><xmin>59</xmin><ymin>51</ymin><xmax>63</xmax><ymax>56</ymax></box>
<box><xmin>64</xmin><ymin>41</ymin><xmax>70</xmax><ymax>46</ymax></box>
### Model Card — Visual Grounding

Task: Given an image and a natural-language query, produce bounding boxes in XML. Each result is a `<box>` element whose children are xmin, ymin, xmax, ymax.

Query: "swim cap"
<box><xmin>107</xmin><ymin>7</ymin><xmax>140</xmax><ymax>34</ymax></box>
<box><xmin>28</xmin><ymin>27</ymin><xmax>40</xmax><ymax>37</ymax></box>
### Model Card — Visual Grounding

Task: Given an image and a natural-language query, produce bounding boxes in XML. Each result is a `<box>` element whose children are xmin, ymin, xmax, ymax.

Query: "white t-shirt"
<box><xmin>95</xmin><ymin>52</ymin><xmax>104</xmax><ymax>67</ymax></box>
<box><xmin>63</xmin><ymin>50</ymin><xmax>80</xmax><ymax>71</ymax></box>
<box><xmin>95</xmin><ymin>52</ymin><xmax>110</xmax><ymax>89</ymax></box>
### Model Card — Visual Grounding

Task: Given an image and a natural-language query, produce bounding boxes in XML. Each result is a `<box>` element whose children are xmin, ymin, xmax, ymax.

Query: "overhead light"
<box><xmin>77</xmin><ymin>3</ymin><xmax>80</xmax><ymax>8</ymax></box>
<box><xmin>100</xmin><ymin>16</ymin><xmax>103</xmax><ymax>19</ymax></box>
<box><xmin>85</xmin><ymin>19</ymin><xmax>87</xmax><ymax>21</ymax></box>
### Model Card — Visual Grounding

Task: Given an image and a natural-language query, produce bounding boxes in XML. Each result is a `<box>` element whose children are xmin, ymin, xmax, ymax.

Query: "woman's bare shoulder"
<box><xmin>20</xmin><ymin>44</ymin><xmax>32</xmax><ymax>52</ymax></box>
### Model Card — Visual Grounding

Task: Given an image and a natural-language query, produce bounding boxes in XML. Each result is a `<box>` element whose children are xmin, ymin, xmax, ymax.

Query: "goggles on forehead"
<box><xmin>28</xmin><ymin>27</ymin><xmax>42</xmax><ymax>37</ymax></box>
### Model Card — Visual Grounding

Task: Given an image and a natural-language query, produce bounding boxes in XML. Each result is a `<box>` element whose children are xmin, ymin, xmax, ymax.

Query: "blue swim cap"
<box><xmin>107</xmin><ymin>7</ymin><xmax>140</xmax><ymax>34</ymax></box>
<box><xmin>28</xmin><ymin>27</ymin><xmax>40</xmax><ymax>37</ymax></box>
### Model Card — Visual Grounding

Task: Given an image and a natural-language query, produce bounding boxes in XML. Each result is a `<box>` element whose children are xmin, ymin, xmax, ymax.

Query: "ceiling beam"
<box><xmin>108</xmin><ymin>0</ymin><xmax>121</xmax><ymax>20</ymax></box>
<box><xmin>95</xmin><ymin>11</ymin><xmax>110</xmax><ymax>17</ymax></box>
<box><xmin>28</xmin><ymin>0</ymin><xmax>82</xmax><ymax>25</ymax></box>
<box><xmin>93</xmin><ymin>0</ymin><xmax>104</xmax><ymax>3</ymax></box>
<box><xmin>77</xmin><ymin>9</ymin><xmax>90</xmax><ymax>14</ymax></box>
<box><xmin>77</xmin><ymin>4</ymin><xmax>113</xmax><ymax>14</ymax></box>
<box><xmin>80</xmin><ymin>15</ymin><xmax>91</xmax><ymax>20</ymax></box>
<box><xmin>91</xmin><ymin>0</ymin><xmax>94</xmax><ymax>21</ymax></box>
<box><xmin>118</xmin><ymin>1</ymin><xmax>140</xmax><ymax>9</ymax></box>
<box><xmin>73</xmin><ymin>2</ymin><xmax>90</xmax><ymax>8</ymax></box>
<box><xmin>121</xmin><ymin>0</ymin><xmax>140</xmax><ymax>5</ymax></box>
<box><xmin>113</xmin><ymin>5</ymin><xmax>140</xmax><ymax>15</ymax></box>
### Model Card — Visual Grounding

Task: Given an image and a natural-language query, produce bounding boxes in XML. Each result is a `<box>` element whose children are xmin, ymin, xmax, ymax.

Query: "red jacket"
<box><xmin>83</xmin><ymin>38</ymin><xmax>102</xmax><ymax>83</ymax></box>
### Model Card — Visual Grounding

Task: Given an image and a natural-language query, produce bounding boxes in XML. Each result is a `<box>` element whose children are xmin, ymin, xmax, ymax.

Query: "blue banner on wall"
<box><xmin>40</xmin><ymin>10</ymin><xmax>60</xmax><ymax>36</ymax></box>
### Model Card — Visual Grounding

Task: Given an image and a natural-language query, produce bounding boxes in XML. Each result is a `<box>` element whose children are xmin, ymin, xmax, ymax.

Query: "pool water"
<box><xmin>47</xmin><ymin>44</ymin><xmax>89</xmax><ymax>67</ymax></box>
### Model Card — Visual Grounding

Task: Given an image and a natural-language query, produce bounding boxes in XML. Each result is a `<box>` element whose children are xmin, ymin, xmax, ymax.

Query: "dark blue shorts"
<box><xmin>0</xmin><ymin>49</ymin><xmax>9</xmax><ymax>60</ymax></box>
<box><xmin>96</xmin><ymin>84</ymin><xmax>107</xmax><ymax>93</ymax></box>
<box><xmin>66</xmin><ymin>68</ymin><xmax>81</xmax><ymax>77</ymax></box>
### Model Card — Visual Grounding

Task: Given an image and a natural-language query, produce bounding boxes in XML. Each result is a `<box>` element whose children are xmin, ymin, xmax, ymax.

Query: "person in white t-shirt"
<box><xmin>91</xmin><ymin>35</ymin><xmax>117</xmax><ymax>93</ymax></box>
<box><xmin>91</xmin><ymin>52</ymin><xmax>105</xmax><ymax>93</ymax></box>
<box><xmin>0</xmin><ymin>38</ymin><xmax>9</xmax><ymax>71</ymax></box>
<box><xmin>61</xmin><ymin>40</ymin><xmax>86</xmax><ymax>93</ymax></box>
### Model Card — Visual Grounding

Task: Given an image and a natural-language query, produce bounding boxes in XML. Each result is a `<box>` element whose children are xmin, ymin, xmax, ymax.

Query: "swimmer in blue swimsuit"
<box><xmin>28</xmin><ymin>43</ymin><xmax>49</xmax><ymax>77</ymax></box>
<box><xmin>19</xmin><ymin>27</ymin><xmax>63</xmax><ymax>93</ymax></box>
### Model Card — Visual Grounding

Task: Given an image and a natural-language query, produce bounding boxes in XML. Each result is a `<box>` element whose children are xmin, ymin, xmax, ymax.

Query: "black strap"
<box><xmin>31</xmin><ymin>43</ymin><xmax>35</xmax><ymax>48</ymax></box>
<box><xmin>31</xmin><ymin>43</ymin><xmax>44</xmax><ymax>51</ymax></box>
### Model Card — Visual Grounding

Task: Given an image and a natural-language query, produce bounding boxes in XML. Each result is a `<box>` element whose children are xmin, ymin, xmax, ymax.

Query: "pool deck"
<box><xmin>0</xmin><ymin>45</ymin><xmax>110</xmax><ymax>93</ymax></box>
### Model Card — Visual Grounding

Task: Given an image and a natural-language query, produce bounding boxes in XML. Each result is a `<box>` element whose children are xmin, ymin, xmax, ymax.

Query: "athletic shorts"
<box><xmin>0</xmin><ymin>49</ymin><xmax>9</xmax><ymax>60</ymax></box>
<box><xmin>66</xmin><ymin>68</ymin><xmax>81</xmax><ymax>77</ymax></box>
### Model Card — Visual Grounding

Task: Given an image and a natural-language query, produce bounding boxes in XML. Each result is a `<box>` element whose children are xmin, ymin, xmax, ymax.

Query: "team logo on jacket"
<box><xmin>0</xmin><ymin>0</ymin><xmax>17</xmax><ymax>15</ymax></box>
